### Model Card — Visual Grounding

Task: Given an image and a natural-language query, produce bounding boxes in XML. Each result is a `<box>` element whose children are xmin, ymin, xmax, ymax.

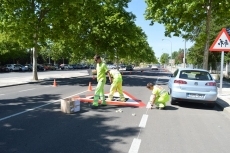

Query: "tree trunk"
<box><xmin>32</xmin><ymin>47</ymin><xmax>38</xmax><ymax>80</ymax></box>
<box><xmin>203</xmin><ymin>1</ymin><xmax>212</xmax><ymax>70</ymax></box>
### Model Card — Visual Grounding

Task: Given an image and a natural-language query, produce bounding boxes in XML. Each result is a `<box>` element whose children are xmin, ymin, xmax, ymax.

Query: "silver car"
<box><xmin>168</xmin><ymin>68</ymin><xmax>217</xmax><ymax>107</ymax></box>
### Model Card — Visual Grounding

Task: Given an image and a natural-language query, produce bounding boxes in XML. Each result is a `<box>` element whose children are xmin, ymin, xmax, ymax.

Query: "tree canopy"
<box><xmin>145</xmin><ymin>0</ymin><xmax>230</xmax><ymax>70</ymax></box>
<box><xmin>0</xmin><ymin>0</ymin><xmax>157</xmax><ymax>80</ymax></box>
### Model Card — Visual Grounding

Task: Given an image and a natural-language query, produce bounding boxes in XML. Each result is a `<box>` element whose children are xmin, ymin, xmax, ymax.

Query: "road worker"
<box><xmin>146</xmin><ymin>82</ymin><xmax>170</xmax><ymax>109</ymax></box>
<box><xmin>92</xmin><ymin>55</ymin><xmax>111</xmax><ymax>108</ymax></box>
<box><xmin>107</xmin><ymin>69</ymin><xmax>125</xmax><ymax>102</ymax></box>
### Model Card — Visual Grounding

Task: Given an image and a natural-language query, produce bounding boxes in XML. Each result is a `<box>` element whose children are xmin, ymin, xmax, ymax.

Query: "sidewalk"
<box><xmin>166</xmin><ymin>66</ymin><xmax>230</xmax><ymax>115</ymax></box>
<box><xmin>0</xmin><ymin>71</ymin><xmax>89</xmax><ymax>88</ymax></box>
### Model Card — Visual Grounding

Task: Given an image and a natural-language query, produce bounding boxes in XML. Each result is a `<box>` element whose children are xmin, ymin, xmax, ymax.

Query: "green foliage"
<box><xmin>0</xmin><ymin>0</ymin><xmax>157</xmax><ymax>79</ymax></box>
<box><xmin>145</xmin><ymin>0</ymin><xmax>230</xmax><ymax>69</ymax></box>
<box><xmin>160</xmin><ymin>53</ymin><xmax>169</xmax><ymax>64</ymax></box>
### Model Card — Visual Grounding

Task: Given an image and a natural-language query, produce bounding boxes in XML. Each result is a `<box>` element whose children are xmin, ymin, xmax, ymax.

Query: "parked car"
<box><xmin>168</xmin><ymin>68</ymin><xmax>217</xmax><ymax>107</ymax></box>
<box><xmin>119</xmin><ymin>65</ymin><xmax>126</xmax><ymax>71</ymax></box>
<box><xmin>18</xmin><ymin>64</ymin><xmax>28</xmax><ymax>71</ymax></box>
<box><xmin>5</xmin><ymin>64</ymin><xmax>20</xmax><ymax>71</ymax></box>
<box><xmin>43</xmin><ymin>64</ymin><xmax>56</xmax><ymax>70</ymax></box>
<box><xmin>125</xmin><ymin>65</ymin><xmax>133</xmax><ymax>71</ymax></box>
<box><xmin>0</xmin><ymin>65</ymin><xmax>9</xmax><ymax>72</ymax></box>
<box><xmin>76</xmin><ymin>64</ymin><xmax>83</xmax><ymax>69</ymax></box>
<box><xmin>89</xmin><ymin>65</ymin><xmax>95</xmax><ymax>69</ymax></box>
<box><xmin>37</xmin><ymin>64</ymin><xmax>45</xmax><ymax>71</ymax></box>
<box><xmin>25</xmin><ymin>64</ymin><xmax>33</xmax><ymax>71</ymax></box>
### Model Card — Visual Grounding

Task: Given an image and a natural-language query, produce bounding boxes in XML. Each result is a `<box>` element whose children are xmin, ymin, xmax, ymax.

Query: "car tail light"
<box><xmin>174</xmin><ymin>80</ymin><xmax>187</xmax><ymax>84</ymax></box>
<box><xmin>205</xmin><ymin>82</ymin><xmax>216</xmax><ymax>86</ymax></box>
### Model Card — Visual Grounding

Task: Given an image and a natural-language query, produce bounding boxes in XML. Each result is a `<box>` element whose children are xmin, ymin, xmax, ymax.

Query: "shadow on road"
<box><xmin>0</xmin><ymin>102</ymin><xmax>140</xmax><ymax>153</ymax></box>
<box><xmin>175</xmin><ymin>102</ymin><xmax>221</xmax><ymax>111</ymax></box>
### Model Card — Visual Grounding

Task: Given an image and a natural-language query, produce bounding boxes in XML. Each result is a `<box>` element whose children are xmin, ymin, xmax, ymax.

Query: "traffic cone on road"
<box><xmin>88</xmin><ymin>82</ymin><xmax>92</xmax><ymax>91</ymax></box>
<box><xmin>53</xmin><ymin>79</ymin><xmax>57</xmax><ymax>87</ymax></box>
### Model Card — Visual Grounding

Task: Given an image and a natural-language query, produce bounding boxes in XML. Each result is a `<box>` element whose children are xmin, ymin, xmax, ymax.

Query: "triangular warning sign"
<box><xmin>209</xmin><ymin>28</ymin><xmax>230</xmax><ymax>51</ymax></box>
<box><xmin>78</xmin><ymin>91</ymin><xmax>146</xmax><ymax>107</ymax></box>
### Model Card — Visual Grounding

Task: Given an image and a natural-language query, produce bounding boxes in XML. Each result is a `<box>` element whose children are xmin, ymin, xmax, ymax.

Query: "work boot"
<box><xmin>158</xmin><ymin>103</ymin><xmax>165</xmax><ymax>110</ymax></box>
<box><xmin>91</xmin><ymin>102</ymin><xmax>98</xmax><ymax>109</ymax></box>
<box><xmin>101</xmin><ymin>101</ymin><xmax>107</xmax><ymax>106</ymax></box>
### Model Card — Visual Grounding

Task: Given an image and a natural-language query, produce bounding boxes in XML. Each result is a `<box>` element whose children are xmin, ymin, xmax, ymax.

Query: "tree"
<box><xmin>145</xmin><ymin>0</ymin><xmax>230</xmax><ymax>70</ymax></box>
<box><xmin>0</xmin><ymin>0</ymin><xmax>156</xmax><ymax>77</ymax></box>
<box><xmin>160</xmin><ymin>53</ymin><xmax>169</xmax><ymax>64</ymax></box>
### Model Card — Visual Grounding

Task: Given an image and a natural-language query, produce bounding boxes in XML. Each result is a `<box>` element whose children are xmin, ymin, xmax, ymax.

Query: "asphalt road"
<box><xmin>1</xmin><ymin>70</ymin><xmax>230</xmax><ymax>153</ymax></box>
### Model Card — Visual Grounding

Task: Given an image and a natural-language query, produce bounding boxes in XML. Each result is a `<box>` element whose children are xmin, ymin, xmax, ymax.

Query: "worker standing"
<box><xmin>92</xmin><ymin>55</ymin><xmax>111</xmax><ymax>108</ymax></box>
<box><xmin>107</xmin><ymin>69</ymin><xmax>125</xmax><ymax>102</ymax></box>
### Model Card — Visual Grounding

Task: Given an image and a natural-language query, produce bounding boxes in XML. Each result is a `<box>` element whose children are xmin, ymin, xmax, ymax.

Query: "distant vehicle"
<box><xmin>0</xmin><ymin>65</ymin><xmax>9</xmax><ymax>72</ymax></box>
<box><xmin>5</xmin><ymin>64</ymin><xmax>20</xmax><ymax>71</ymax></box>
<box><xmin>37</xmin><ymin>64</ymin><xmax>45</xmax><ymax>71</ymax></box>
<box><xmin>89</xmin><ymin>65</ymin><xmax>95</xmax><ymax>69</ymax></box>
<box><xmin>119</xmin><ymin>65</ymin><xmax>126</xmax><ymax>71</ymax></box>
<box><xmin>151</xmin><ymin>65</ymin><xmax>159</xmax><ymax>70</ymax></box>
<box><xmin>43</xmin><ymin>64</ymin><xmax>56</xmax><ymax>70</ymax></box>
<box><xmin>76</xmin><ymin>64</ymin><xmax>83</xmax><ymax>69</ymax></box>
<box><xmin>54</xmin><ymin>64</ymin><xmax>60</xmax><ymax>70</ymax></box>
<box><xmin>25</xmin><ymin>64</ymin><xmax>33</xmax><ymax>71</ymax></box>
<box><xmin>168</xmin><ymin>68</ymin><xmax>217</xmax><ymax>108</ymax></box>
<box><xmin>125</xmin><ymin>65</ymin><xmax>133</xmax><ymax>71</ymax></box>
<box><xmin>18</xmin><ymin>64</ymin><xmax>28</xmax><ymax>71</ymax></box>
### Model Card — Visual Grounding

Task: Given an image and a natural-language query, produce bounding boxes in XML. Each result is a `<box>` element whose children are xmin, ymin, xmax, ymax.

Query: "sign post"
<box><xmin>209</xmin><ymin>28</ymin><xmax>230</xmax><ymax>95</ymax></box>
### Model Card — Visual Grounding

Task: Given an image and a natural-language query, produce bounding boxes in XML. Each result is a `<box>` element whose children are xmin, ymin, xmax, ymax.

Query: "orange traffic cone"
<box><xmin>53</xmin><ymin>79</ymin><xmax>57</xmax><ymax>87</ymax></box>
<box><xmin>88</xmin><ymin>82</ymin><xmax>92</xmax><ymax>91</ymax></box>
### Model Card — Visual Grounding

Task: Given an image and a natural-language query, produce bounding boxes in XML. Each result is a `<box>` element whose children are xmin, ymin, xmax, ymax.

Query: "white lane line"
<box><xmin>139</xmin><ymin>114</ymin><xmax>148</xmax><ymax>128</ymax></box>
<box><xmin>0</xmin><ymin>89</ymin><xmax>92</xmax><ymax>122</ymax></box>
<box><xmin>0</xmin><ymin>94</ymin><xmax>5</xmax><ymax>96</ymax></box>
<box><xmin>146</xmin><ymin>102</ymin><xmax>151</xmax><ymax>109</ymax></box>
<box><xmin>18</xmin><ymin>88</ymin><xmax>35</xmax><ymax>92</ymax></box>
<box><xmin>128</xmin><ymin>138</ymin><xmax>142</xmax><ymax>153</ymax></box>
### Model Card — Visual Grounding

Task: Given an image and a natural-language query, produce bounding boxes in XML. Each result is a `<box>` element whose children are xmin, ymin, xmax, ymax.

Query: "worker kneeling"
<box><xmin>146</xmin><ymin>82</ymin><xmax>170</xmax><ymax>109</ymax></box>
<box><xmin>107</xmin><ymin>69</ymin><xmax>125</xmax><ymax>102</ymax></box>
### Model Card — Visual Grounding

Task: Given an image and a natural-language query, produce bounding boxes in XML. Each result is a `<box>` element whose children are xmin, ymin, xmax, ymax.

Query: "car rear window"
<box><xmin>179</xmin><ymin>70</ymin><xmax>212</xmax><ymax>80</ymax></box>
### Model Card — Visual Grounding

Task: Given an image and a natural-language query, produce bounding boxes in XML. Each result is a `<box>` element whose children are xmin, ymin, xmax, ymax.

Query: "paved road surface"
<box><xmin>1</xmin><ymin>70</ymin><xmax>230</xmax><ymax>153</ymax></box>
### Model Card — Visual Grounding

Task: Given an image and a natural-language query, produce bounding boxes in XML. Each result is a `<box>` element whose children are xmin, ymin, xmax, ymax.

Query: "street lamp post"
<box><xmin>184</xmin><ymin>39</ymin><xmax>186</xmax><ymax>68</ymax></box>
<box><xmin>162</xmin><ymin>39</ymin><xmax>172</xmax><ymax>71</ymax></box>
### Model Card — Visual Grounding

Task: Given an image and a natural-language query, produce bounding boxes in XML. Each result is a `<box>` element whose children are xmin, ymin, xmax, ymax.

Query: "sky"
<box><xmin>126</xmin><ymin>0</ymin><xmax>194</xmax><ymax>59</ymax></box>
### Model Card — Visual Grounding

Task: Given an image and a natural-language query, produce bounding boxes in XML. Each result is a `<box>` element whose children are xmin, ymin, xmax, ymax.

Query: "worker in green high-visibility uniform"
<box><xmin>92</xmin><ymin>55</ymin><xmax>111</xmax><ymax>108</ymax></box>
<box><xmin>107</xmin><ymin>69</ymin><xmax>125</xmax><ymax>102</ymax></box>
<box><xmin>146</xmin><ymin>82</ymin><xmax>170</xmax><ymax>109</ymax></box>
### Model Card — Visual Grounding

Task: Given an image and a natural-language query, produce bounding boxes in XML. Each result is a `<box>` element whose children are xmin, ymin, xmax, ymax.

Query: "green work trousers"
<box><xmin>108</xmin><ymin>79</ymin><xmax>125</xmax><ymax>101</ymax></box>
<box><xmin>93</xmin><ymin>79</ymin><xmax>106</xmax><ymax>105</ymax></box>
<box><xmin>150</xmin><ymin>93</ymin><xmax>170</xmax><ymax>108</ymax></box>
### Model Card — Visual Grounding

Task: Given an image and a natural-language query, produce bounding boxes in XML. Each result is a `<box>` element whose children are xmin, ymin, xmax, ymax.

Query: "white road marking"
<box><xmin>146</xmin><ymin>102</ymin><xmax>151</xmax><ymax>108</ymax></box>
<box><xmin>0</xmin><ymin>94</ymin><xmax>5</xmax><ymax>96</ymax></box>
<box><xmin>128</xmin><ymin>138</ymin><xmax>141</xmax><ymax>153</ymax></box>
<box><xmin>139</xmin><ymin>114</ymin><xmax>148</xmax><ymax>128</ymax></box>
<box><xmin>18</xmin><ymin>88</ymin><xmax>35</xmax><ymax>92</ymax></box>
<box><xmin>0</xmin><ymin>89</ymin><xmax>92</xmax><ymax>122</ymax></box>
